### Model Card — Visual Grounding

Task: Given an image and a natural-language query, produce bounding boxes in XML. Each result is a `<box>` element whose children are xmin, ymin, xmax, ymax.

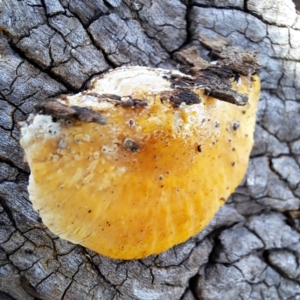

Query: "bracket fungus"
<box><xmin>20</xmin><ymin>49</ymin><xmax>260</xmax><ymax>259</ymax></box>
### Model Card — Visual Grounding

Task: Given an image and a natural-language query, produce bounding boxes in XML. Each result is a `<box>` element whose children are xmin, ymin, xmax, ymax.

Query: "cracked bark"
<box><xmin>1</xmin><ymin>0</ymin><xmax>300</xmax><ymax>299</ymax></box>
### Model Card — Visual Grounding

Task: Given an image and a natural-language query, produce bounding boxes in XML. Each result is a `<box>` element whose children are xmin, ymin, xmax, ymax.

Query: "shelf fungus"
<box><xmin>20</xmin><ymin>53</ymin><xmax>260</xmax><ymax>259</ymax></box>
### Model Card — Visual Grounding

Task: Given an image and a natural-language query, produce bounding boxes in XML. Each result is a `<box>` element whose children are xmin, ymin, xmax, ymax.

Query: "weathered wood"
<box><xmin>1</xmin><ymin>0</ymin><xmax>300</xmax><ymax>299</ymax></box>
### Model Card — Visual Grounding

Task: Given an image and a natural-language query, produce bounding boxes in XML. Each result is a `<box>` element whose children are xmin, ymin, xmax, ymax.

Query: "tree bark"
<box><xmin>0</xmin><ymin>0</ymin><xmax>300</xmax><ymax>299</ymax></box>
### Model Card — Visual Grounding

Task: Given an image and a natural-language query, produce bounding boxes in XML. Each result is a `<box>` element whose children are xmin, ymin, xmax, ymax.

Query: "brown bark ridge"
<box><xmin>0</xmin><ymin>0</ymin><xmax>300</xmax><ymax>299</ymax></box>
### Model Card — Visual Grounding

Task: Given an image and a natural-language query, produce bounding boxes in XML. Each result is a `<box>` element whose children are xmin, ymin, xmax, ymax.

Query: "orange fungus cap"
<box><xmin>20</xmin><ymin>65</ymin><xmax>260</xmax><ymax>259</ymax></box>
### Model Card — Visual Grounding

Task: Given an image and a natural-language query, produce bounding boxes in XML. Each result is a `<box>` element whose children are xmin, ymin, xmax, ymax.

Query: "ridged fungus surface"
<box><xmin>20</xmin><ymin>58</ymin><xmax>260</xmax><ymax>259</ymax></box>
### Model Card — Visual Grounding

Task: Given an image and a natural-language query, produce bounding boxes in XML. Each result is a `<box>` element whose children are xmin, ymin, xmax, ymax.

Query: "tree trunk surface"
<box><xmin>1</xmin><ymin>0</ymin><xmax>300</xmax><ymax>299</ymax></box>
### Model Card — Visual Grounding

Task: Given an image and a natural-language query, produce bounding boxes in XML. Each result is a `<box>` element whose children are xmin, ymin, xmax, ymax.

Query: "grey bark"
<box><xmin>1</xmin><ymin>0</ymin><xmax>300</xmax><ymax>299</ymax></box>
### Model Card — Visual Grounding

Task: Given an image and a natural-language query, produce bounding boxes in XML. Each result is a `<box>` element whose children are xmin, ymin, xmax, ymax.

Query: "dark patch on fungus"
<box><xmin>90</xmin><ymin>95</ymin><xmax>148</xmax><ymax>108</ymax></box>
<box><xmin>231</xmin><ymin>121</ymin><xmax>240</xmax><ymax>131</ymax></box>
<box><xmin>86</xmin><ymin>92</ymin><xmax>148</xmax><ymax>107</ymax></box>
<box><xmin>170</xmin><ymin>90</ymin><xmax>201</xmax><ymax>108</ymax></box>
<box><xmin>35</xmin><ymin>100</ymin><xmax>77</xmax><ymax>119</ymax></box>
<box><xmin>71</xmin><ymin>106</ymin><xmax>107</xmax><ymax>125</ymax></box>
<box><xmin>87</xmin><ymin>93</ymin><xmax>122</xmax><ymax>101</ymax></box>
<box><xmin>171</xmin><ymin>43</ymin><xmax>260</xmax><ymax>109</ymax></box>
<box><xmin>123</xmin><ymin>138</ymin><xmax>139</xmax><ymax>152</ymax></box>
<box><xmin>34</xmin><ymin>100</ymin><xmax>107</xmax><ymax>125</ymax></box>
<box><xmin>197</xmin><ymin>145</ymin><xmax>202</xmax><ymax>152</ymax></box>
<box><xmin>116</xmin><ymin>98</ymin><xmax>148</xmax><ymax>108</ymax></box>
<box><xmin>170</xmin><ymin>67</ymin><xmax>235</xmax><ymax>94</ymax></box>
<box><xmin>128</xmin><ymin>119</ymin><xmax>135</xmax><ymax>127</ymax></box>
<box><xmin>204</xmin><ymin>88</ymin><xmax>248</xmax><ymax>106</ymax></box>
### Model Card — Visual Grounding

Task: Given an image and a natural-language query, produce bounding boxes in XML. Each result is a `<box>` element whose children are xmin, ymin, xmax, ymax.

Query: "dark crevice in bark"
<box><xmin>89</xmin><ymin>257</ymin><xmax>117</xmax><ymax>287</ymax></box>
<box><xmin>268</xmin><ymin>157</ymin><xmax>300</xmax><ymax>198</ymax></box>
<box><xmin>123</xmin><ymin>3</ymin><xmax>172</xmax><ymax>57</ymax></box>
<box><xmin>189</xmin><ymin>274</ymin><xmax>200</xmax><ymax>300</ymax></box>
<box><xmin>60</xmin><ymin>264</ymin><xmax>83</xmax><ymax>300</ymax></box>
<box><xmin>0</xmin><ymin>196</ymin><xmax>17</xmax><ymax>229</ymax></box>
<box><xmin>40</xmin><ymin>0</ymin><xmax>49</xmax><ymax>19</ymax></box>
<box><xmin>191</xmin><ymin>3</ymin><xmax>249</xmax><ymax>12</ymax></box>
<box><xmin>64</xmin><ymin>0</ymin><xmax>128</xmax><ymax>31</ymax></box>
<box><xmin>284</xmin><ymin>210</ymin><xmax>300</xmax><ymax>230</ymax></box>
<box><xmin>0</xmin><ymin>157</ymin><xmax>29</xmax><ymax>177</ymax></box>
<box><xmin>263</xmin><ymin>249</ymin><xmax>300</xmax><ymax>284</ymax></box>
<box><xmin>0</xmin><ymin>291</ymin><xmax>18</xmax><ymax>300</ymax></box>
<box><xmin>268</xmin><ymin>56</ymin><xmax>300</xmax><ymax>63</ymax></box>
<box><xmin>170</xmin><ymin>0</ymin><xmax>194</xmax><ymax>55</ymax></box>
<box><xmin>191</xmin><ymin>2</ymin><xmax>296</xmax><ymax>29</ymax></box>
<box><xmin>61</xmin><ymin>6</ymin><xmax>115</xmax><ymax>70</ymax></box>
<box><xmin>20</xmin><ymin>273</ymin><xmax>43</xmax><ymax>299</ymax></box>
<box><xmin>244</xmin><ymin>0</ymin><xmax>248</xmax><ymax>11</ymax></box>
<box><xmin>3</xmin><ymin>34</ymin><xmax>72</xmax><ymax>94</ymax></box>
